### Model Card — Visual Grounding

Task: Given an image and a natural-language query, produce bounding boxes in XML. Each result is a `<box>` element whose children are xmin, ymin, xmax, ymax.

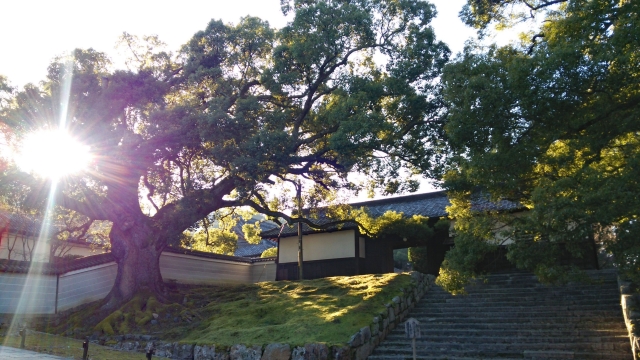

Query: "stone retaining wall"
<box><xmin>107</xmin><ymin>272</ymin><xmax>434</xmax><ymax>360</ymax></box>
<box><xmin>618</xmin><ymin>277</ymin><xmax>640</xmax><ymax>359</ymax></box>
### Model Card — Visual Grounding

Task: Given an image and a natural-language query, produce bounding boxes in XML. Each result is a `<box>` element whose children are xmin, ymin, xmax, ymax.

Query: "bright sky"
<box><xmin>1</xmin><ymin>0</ymin><xmax>486</xmax><ymax>199</ymax></box>
<box><xmin>0</xmin><ymin>0</ymin><xmax>477</xmax><ymax>88</ymax></box>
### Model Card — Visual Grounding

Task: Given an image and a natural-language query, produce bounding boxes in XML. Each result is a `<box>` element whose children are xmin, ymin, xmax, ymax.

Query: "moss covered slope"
<box><xmin>181</xmin><ymin>273</ymin><xmax>412</xmax><ymax>347</ymax></box>
<box><xmin>48</xmin><ymin>273</ymin><xmax>411</xmax><ymax>348</ymax></box>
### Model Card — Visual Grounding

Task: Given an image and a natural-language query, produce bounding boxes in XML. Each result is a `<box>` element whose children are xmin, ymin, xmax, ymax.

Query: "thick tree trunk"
<box><xmin>98</xmin><ymin>176</ymin><xmax>235</xmax><ymax>311</ymax></box>
<box><xmin>101</xmin><ymin>219</ymin><xmax>168</xmax><ymax>310</ymax></box>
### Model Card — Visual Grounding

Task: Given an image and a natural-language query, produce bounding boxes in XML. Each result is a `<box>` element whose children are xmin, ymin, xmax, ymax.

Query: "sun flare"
<box><xmin>16</xmin><ymin>130</ymin><xmax>91</xmax><ymax>179</ymax></box>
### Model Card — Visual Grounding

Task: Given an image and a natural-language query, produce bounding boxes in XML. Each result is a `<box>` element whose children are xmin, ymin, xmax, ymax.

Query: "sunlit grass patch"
<box><xmin>180</xmin><ymin>273</ymin><xmax>412</xmax><ymax>347</ymax></box>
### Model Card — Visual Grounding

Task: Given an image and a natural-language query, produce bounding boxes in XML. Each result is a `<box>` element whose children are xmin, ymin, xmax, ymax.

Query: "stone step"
<box><xmin>412</xmin><ymin>313</ymin><xmax>624</xmax><ymax>328</ymax></box>
<box><xmin>427</xmin><ymin>286</ymin><xmax>620</xmax><ymax>295</ymax></box>
<box><xmin>470</xmin><ymin>277</ymin><xmax>618</xmax><ymax>284</ymax></box>
<box><xmin>370</xmin><ymin>355</ymin><xmax>523</xmax><ymax>360</ymax></box>
<box><xmin>413</xmin><ymin>304</ymin><xmax>622</xmax><ymax>312</ymax></box>
<box><xmin>425</xmin><ymin>288</ymin><xmax>619</xmax><ymax>302</ymax></box>
<box><xmin>376</xmin><ymin>340</ymin><xmax>631</xmax><ymax>353</ymax></box>
<box><xmin>428</xmin><ymin>287</ymin><xmax>618</xmax><ymax>299</ymax></box>
<box><xmin>383</xmin><ymin>333</ymin><xmax>629</xmax><ymax>344</ymax></box>
<box><xmin>388</xmin><ymin>327</ymin><xmax>628</xmax><ymax>337</ymax></box>
<box><xmin>412</xmin><ymin>310</ymin><xmax>624</xmax><ymax>319</ymax></box>
<box><xmin>384</xmin><ymin>336</ymin><xmax>630</xmax><ymax>351</ymax></box>
<box><xmin>372</xmin><ymin>346</ymin><xmax>631</xmax><ymax>359</ymax></box>
<box><xmin>420</xmin><ymin>296</ymin><xmax>621</xmax><ymax>305</ymax></box>
<box><xmin>371</xmin><ymin>270</ymin><xmax>631</xmax><ymax>360</ymax></box>
<box><xmin>370</xmin><ymin>351</ymin><xmax>631</xmax><ymax>360</ymax></box>
<box><xmin>400</xmin><ymin>318</ymin><xmax>626</xmax><ymax>331</ymax></box>
<box><xmin>368</xmin><ymin>351</ymin><xmax>630</xmax><ymax>360</ymax></box>
<box><xmin>474</xmin><ymin>270</ymin><xmax>618</xmax><ymax>281</ymax></box>
<box><xmin>524</xmin><ymin>350</ymin><xmax>630</xmax><ymax>360</ymax></box>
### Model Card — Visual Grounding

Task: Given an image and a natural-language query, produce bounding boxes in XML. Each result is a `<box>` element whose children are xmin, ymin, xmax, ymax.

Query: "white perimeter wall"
<box><xmin>161</xmin><ymin>252</ymin><xmax>252</xmax><ymax>284</ymax></box>
<box><xmin>57</xmin><ymin>263</ymin><xmax>118</xmax><ymax>312</ymax></box>
<box><xmin>251</xmin><ymin>261</ymin><xmax>277</xmax><ymax>283</ymax></box>
<box><xmin>0</xmin><ymin>272</ymin><xmax>57</xmax><ymax>314</ymax></box>
<box><xmin>279</xmin><ymin>230</ymin><xmax>356</xmax><ymax>263</ymax></box>
<box><xmin>160</xmin><ymin>252</ymin><xmax>276</xmax><ymax>285</ymax></box>
<box><xmin>0</xmin><ymin>252</ymin><xmax>276</xmax><ymax>314</ymax></box>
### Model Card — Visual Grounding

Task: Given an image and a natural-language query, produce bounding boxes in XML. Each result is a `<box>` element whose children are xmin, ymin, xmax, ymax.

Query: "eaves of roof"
<box><xmin>260</xmin><ymin>190</ymin><xmax>523</xmax><ymax>239</ymax></box>
<box><xmin>164</xmin><ymin>246</ymin><xmax>277</xmax><ymax>264</ymax></box>
<box><xmin>0</xmin><ymin>212</ymin><xmax>43</xmax><ymax>237</ymax></box>
<box><xmin>234</xmin><ymin>240</ymin><xmax>276</xmax><ymax>258</ymax></box>
<box><xmin>0</xmin><ymin>252</ymin><xmax>115</xmax><ymax>275</ymax></box>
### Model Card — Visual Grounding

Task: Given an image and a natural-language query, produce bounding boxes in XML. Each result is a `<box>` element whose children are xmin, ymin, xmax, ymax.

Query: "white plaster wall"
<box><xmin>0</xmin><ymin>252</ymin><xmax>276</xmax><ymax>314</ymax></box>
<box><xmin>0</xmin><ymin>232</ymin><xmax>49</xmax><ymax>262</ymax></box>
<box><xmin>57</xmin><ymin>262</ymin><xmax>117</xmax><ymax>312</ymax></box>
<box><xmin>250</xmin><ymin>261</ymin><xmax>277</xmax><ymax>283</ymax></box>
<box><xmin>278</xmin><ymin>230</ymin><xmax>356</xmax><ymax>263</ymax></box>
<box><xmin>160</xmin><ymin>252</ymin><xmax>253</xmax><ymax>285</ymax></box>
<box><xmin>0</xmin><ymin>273</ymin><xmax>57</xmax><ymax>314</ymax></box>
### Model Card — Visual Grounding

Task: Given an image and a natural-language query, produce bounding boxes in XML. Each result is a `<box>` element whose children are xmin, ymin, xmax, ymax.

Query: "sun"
<box><xmin>16</xmin><ymin>129</ymin><xmax>91</xmax><ymax>179</ymax></box>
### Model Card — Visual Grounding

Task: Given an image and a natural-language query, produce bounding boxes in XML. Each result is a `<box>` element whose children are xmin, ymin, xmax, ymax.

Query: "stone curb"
<box><xmin>107</xmin><ymin>272</ymin><xmax>434</xmax><ymax>360</ymax></box>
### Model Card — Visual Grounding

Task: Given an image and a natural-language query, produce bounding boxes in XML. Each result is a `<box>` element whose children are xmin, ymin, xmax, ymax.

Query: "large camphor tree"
<box><xmin>0</xmin><ymin>0</ymin><xmax>449</xmax><ymax>309</ymax></box>
<box><xmin>436</xmin><ymin>0</ymin><xmax>640</xmax><ymax>292</ymax></box>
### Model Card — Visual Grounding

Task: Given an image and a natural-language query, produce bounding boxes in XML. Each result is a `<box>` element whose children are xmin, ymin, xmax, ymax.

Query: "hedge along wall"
<box><xmin>0</xmin><ymin>251</ymin><xmax>277</xmax><ymax>315</ymax></box>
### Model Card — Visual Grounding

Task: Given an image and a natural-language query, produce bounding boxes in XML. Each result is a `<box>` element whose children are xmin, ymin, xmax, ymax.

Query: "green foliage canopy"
<box><xmin>437</xmin><ymin>0</ymin><xmax>640</xmax><ymax>291</ymax></box>
<box><xmin>0</xmin><ymin>0</ymin><xmax>450</xmax><ymax>305</ymax></box>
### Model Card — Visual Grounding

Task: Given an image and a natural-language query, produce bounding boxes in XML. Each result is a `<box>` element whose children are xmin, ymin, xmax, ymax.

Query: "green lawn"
<box><xmin>0</xmin><ymin>331</ymin><xmax>142</xmax><ymax>359</ymax></box>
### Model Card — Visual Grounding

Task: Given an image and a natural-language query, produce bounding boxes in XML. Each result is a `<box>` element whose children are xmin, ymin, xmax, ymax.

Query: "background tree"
<box><xmin>0</xmin><ymin>0</ymin><xmax>449</xmax><ymax>309</ymax></box>
<box><xmin>437</xmin><ymin>0</ymin><xmax>640</xmax><ymax>291</ymax></box>
<box><xmin>177</xmin><ymin>208</ymin><xmax>263</xmax><ymax>255</ymax></box>
<box><xmin>261</xmin><ymin>247</ymin><xmax>278</xmax><ymax>258</ymax></box>
<box><xmin>49</xmin><ymin>209</ymin><xmax>111</xmax><ymax>261</ymax></box>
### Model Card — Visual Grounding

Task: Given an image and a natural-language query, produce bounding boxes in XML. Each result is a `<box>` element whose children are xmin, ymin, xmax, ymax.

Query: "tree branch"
<box><xmin>527</xmin><ymin>33</ymin><xmax>544</xmax><ymax>55</ymax></box>
<box><xmin>143</xmin><ymin>175</ymin><xmax>160</xmax><ymax>213</ymax></box>
<box><xmin>55</xmin><ymin>193</ymin><xmax>110</xmax><ymax>221</ymax></box>
<box><xmin>525</xmin><ymin>0</ymin><xmax>568</xmax><ymax>11</ymax></box>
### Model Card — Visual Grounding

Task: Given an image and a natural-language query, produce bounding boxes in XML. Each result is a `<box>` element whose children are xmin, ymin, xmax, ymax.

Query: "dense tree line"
<box><xmin>436</xmin><ymin>0</ymin><xmax>640</xmax><ymax>291</ymax></box>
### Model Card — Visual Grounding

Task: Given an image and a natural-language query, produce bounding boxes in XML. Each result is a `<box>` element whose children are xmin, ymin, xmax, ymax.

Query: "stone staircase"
<box><xmin>370</xmin><ymin>270</ymin><xmax>632</xmax><ymax>359</ymax></box>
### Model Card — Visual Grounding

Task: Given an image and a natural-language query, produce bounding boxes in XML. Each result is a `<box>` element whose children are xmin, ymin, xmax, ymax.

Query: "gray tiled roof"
<box><xmin>0</xmin><ymin>253</ymin><xmax>115</xmax><ymax>275</ymax></box>
<box><xmin>260</xmin><ymin>218</ymin><xmax>359</xmax><ymax>239</ymax></box>
<box><xmin>261</xmin><ymin>191</ymin><xmax>522</xmax><ymax>238</ymax></box>
<box><xmin>234</xmin><ymin>239</ymin><xmax>277</xmax><ymax>258</ymax></box>
<box><xmin>352</xmin><ymin>191</ymin><xmax>450</xmax><ymax>218</ymax></box>
<box><xmin>164</xmin><ymin>246</ymin><xmax>254</xmax><ymax>263</ymax></box>
<box><xmin>0</xmin><ymin>211</ymin><xmax>43</xmax><ymax>237</ymax></box>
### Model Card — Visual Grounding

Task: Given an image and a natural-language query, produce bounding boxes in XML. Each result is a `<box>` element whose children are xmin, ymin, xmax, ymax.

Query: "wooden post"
<box><xmin>146</xmin><ymin>341</ymin><xmax>155</xmax><ymax>359</ymax></box>
<box><xmin>297</xmin><ymin>180</ymin><xmax>304</xmax><ymax>280</ymax></box>
<box><xmin>82</xmin><ymin>340</ymin><xmax>89</xmax><ymax>360</ymax></box>
<box><xmin>19</xmin><ymin>328</ymin><xmax>26</xmax><ymax>349</ymax></box>
<box><xmin>404</xmin><ymin>318</ymin><xmax>420</xmax><ymax>360</ymax></box>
